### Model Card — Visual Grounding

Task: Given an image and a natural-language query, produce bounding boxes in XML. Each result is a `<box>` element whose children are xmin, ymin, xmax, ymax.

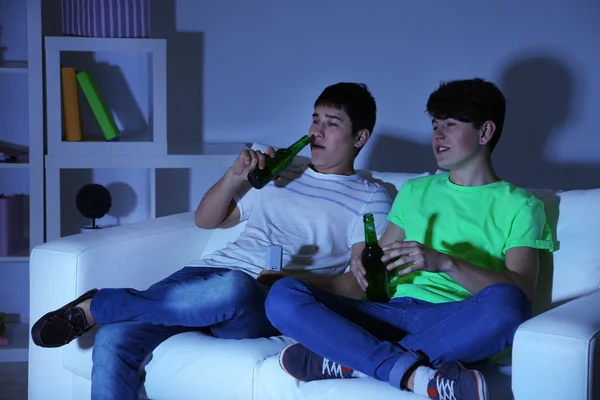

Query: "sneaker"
<box><xmin>427</xmin><ymin>361</ymin><xmax>489</xmax><ymax>400</ymax></box>
<box><xmin>279</xmin><ymin>343</ymin><xmax>354</xmax><ymax>382</ymax></box>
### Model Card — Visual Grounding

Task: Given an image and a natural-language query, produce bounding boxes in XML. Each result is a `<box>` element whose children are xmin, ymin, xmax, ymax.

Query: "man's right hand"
<box><xmin>350</xmin><ymin>253</ymin><xmax>369</xmax><ymax>293</ymax></box>
<box><xmin>230</xmin><ymin>148</ymin><xmax>277</xmax><ymax>179</ymax></box>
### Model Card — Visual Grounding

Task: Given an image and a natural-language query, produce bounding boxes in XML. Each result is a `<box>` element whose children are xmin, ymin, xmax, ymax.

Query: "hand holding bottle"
<box><xmin>350</xmin><ymin>253</ymin><xmax>369</xmax><ymax>292</ymax></box>
<box><xmin>230</xmin><ymin>148</ymin><xmax>277</xmax><ymax>180</ymax></box>
<box><xmin>247</xmin><ymin>135</ymin><xmax>311</xmax><ymax>189</ymax></box>
<box><xmin>358</xmin><ymin>214</ymin><xmax>390</xmax><ymax>302</ymax></box>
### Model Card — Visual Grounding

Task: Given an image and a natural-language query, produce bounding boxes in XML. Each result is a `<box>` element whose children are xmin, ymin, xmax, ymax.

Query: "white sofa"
<box><xmin>28</xmin><ymin>167</ymin><xmax>600</xmax><ymax>400</ymax></box>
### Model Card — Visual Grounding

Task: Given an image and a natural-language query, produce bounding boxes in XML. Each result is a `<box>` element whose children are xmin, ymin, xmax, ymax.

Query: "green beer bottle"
<box><xmin>361</xmin><ymin>213</ymin><xmax>390</xmax><ymax>302</ymax></box>
<box><xmin>247</xmin><ymin>135</ymin><xmax>311</xmax><ymax>189</ymax></box>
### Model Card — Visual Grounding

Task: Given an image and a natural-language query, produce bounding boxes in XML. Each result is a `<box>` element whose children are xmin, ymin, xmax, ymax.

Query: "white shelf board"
<box><xmin>0</xmin><ymin>256</ymin><xmax>29</xmax><ymax>263</ymax></box>
<box><xmin>0</xmin><ymin>323</ymin><xmax>29</xmax><ymax>362</ymax></box>
<box><xmin>46</xmin><ymin>153</ymin><xmax>243</xmax><ymax>169</ymax></box>
<box><xmin>0</xmin><ymin>162</ymin><xmax>29</xmax><ymax>169</ymax></box>
<box><xmin>0</xmin><ymin>248</ymin><xmax>30</xmax><ymax>263</ymax></box>
<box><xmin>48</xmin><ymin>141</ymin><xmax>165</xmax><ymax>156</ymax></box>
<box><xmin>44</xmin><ymin>36</ymin><xmax>165</xmax><ymax>52</ymax></box>
<box><xmin>0</xmin><ymin>61</ymin><xmax>28</xmax><ymax>73</ymax></box>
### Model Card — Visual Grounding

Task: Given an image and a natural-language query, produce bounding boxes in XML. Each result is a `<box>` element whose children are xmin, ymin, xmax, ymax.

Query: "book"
<box><xmin>76</xmin><ymin>70</ymin><xmax>120</xmax><ymax>141</ymax></box>
<box><xmin>61</xmin><ymin>66</ymin><xmax>83</xmax><ymax>141</ymax></box>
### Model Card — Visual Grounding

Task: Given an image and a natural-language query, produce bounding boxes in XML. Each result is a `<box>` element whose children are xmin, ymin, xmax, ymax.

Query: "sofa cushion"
<box><xmin>254</xmin><ymin>350</ymin><xmax>514</xmax><ymax>400</ymax></box>
<box><xmin>143</xmin><ymin>332</ymin><xmax>294</xmax><ymax>399</ymax></box>
<box><xmin>545</xmin><ymin>188</ymin><xmax>600</xmax><ymax>303</ymax></box>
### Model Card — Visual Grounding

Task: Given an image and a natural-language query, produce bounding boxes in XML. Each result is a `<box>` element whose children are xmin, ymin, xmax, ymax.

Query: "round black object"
<box><xmin>76</xmin><ymin>184</ymin><xmax>112</xmax><ymax>219</ymax></box>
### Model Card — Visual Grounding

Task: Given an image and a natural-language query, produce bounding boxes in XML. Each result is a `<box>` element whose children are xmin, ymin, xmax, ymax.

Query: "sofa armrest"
<box><xmin>512</xmin><ymin>289</ymin><xmax>600</xmax><ymax>400</ymax></box>
<box><xmin>30</xmin><ymin>211</ymin><xmax>214</xmax><ymax>305</ymax></box>
<box><xmin>28</xmin><ymin>212</ymin><xmax>216</xmax><ymax>399</ymax></box>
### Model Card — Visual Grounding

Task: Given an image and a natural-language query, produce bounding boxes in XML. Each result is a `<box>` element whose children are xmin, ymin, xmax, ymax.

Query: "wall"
<box><xmin>41</xmin><ymin>0</ymin><xmax>599</xmax><ymax>235</ymax></box>
<box><xmin>170</xmin><ymin>0</ymin><xmax>599</xmax><ymax>191</ymax></box>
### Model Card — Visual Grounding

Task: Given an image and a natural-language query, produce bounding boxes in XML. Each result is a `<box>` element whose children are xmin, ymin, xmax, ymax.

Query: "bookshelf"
<box><xmin>44</xmin><ymin>35</ymin><xmax>167</xmax><ymax>156</ymax></box>
<box><xmin>42</xmin><ymin>31</ymin><xmax>248</xmax><ymax>241</ymax></box>
<box><xmin>0</xmin><ymin>0</ymin><xmax>43</xmax><ymax>363</ymax></box>
<box><xmin>43</xmin><ymin>34</ymin><xmax>166</xmax><ymax>242</ymax></box>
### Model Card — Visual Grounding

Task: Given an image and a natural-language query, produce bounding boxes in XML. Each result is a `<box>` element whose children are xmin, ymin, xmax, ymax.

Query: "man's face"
<box><xmin>431</xmin><ymin>117</ymin><xmax>482</xmax><ymax>170</ymax></box>
<box><xmin>308</xmin><ymin>105</ymin><xmax>358</xmax><ymax>174</ymax></box>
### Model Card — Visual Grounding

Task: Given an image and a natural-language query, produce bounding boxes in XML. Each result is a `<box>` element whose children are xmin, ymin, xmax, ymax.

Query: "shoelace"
<box><xmin>321</xmin><ymin>358</ymin><xmax>347</xmax><ymax>378</ymax></box>
<box><xmin>436</xmin><ymin>376</ymin><xmax>457</xmax><ymax>400</ymax></box>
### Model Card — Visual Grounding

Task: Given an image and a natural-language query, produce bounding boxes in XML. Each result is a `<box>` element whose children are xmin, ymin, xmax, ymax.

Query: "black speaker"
<box><xmin>75</xmin><ymin>184</ymin><xmax>112</xmax><ymax>229</ymax></box>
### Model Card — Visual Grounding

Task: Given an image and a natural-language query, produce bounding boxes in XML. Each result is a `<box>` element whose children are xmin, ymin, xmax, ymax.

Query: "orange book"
<box><xmin>61</xmin><ymin>66</ymin><xmax>83</xmax><ymax>142</ymax></box>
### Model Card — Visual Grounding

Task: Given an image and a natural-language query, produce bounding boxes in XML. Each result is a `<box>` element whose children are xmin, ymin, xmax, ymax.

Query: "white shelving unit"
<box><xmin>3</xmin><ymin>0</ymin><xmax>249</xmax><ymax>367</ymax></box>
<box><xmin>44</xmin><ymin>35</ymin><xmax>168</xmax><ymax>242</ymax></box>
<box><xmin>42</xmin><ymin>32</ymin><xmax>247</xmax><ymax>241</ymax></box>
<box><xmin>0</xmin><ymin>0</ymin><xmax>44</xmax><ymax>363</ymax></box>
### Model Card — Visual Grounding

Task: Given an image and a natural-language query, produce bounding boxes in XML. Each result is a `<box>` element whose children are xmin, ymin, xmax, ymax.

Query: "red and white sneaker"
<box><xmin>279</xmin><ymin>343</ymin><xmax>355</xmax><ymax>382</ymax></box>
<box><xmin>427</xmin><ymin>361</ymin><xmax>489</xmax><ymax>400</ymax></box>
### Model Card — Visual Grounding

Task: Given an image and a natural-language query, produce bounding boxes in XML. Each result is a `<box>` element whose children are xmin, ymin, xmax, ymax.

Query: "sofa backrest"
<box><xmin>532</xmin><ymin>187</ymin><xmax>600</xmax><ymax>312</ymax></box>
<box><xmin>201</xmin><ymin>143</ymin><xmax>600</xmax><ymax>312</ymax></box>
<box><xmin>201</xmin><ymin>174</ymin><xmax>430</xmax><ymax>259</ymax></box>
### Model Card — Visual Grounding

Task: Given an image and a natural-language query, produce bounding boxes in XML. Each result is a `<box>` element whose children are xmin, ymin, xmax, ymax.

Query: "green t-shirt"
<box><xmin>386</xmin><ymin>173</ymin><xmax>555</xmax><ymax>304</ymax></box>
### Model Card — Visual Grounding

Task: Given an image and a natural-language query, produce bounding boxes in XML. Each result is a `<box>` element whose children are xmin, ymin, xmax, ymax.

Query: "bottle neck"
<box><xmin>287</xmin><ymin>135</ymin><xmax>311</xmax><ymax>156</ymax></box>
<box><xmin>364</xmin><ymin>222</ymin><xmax>378</xmax><ymax>245</ymax></box>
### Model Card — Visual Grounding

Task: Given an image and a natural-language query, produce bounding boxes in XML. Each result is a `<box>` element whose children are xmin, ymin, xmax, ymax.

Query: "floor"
<box><xmin>0</xmin><ymin>362</ymin><xmax>27</xmax><ymax>400</ymax></box>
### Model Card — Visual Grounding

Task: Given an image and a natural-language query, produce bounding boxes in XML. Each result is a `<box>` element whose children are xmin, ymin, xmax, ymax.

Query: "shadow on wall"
<box><xmin>151</xmin><ymin>0</ymin><xmax>205</xmax><ymax>155</ymax></box>
<box><xmin>366</xmin><ymin>54</ymin><xmax>598</xmax><ymax>192</ymax></box>
<box><xmin>106</xmin><ymin>182</ymin><xmax>138</xmax><ymax>225</ymax></box>
<box><xmin>154</xmin><ymin>168</ymin><xmax>191</xmax><ymax>218</ymax></box>
<box><xmin>365</xmin><ymin>133</ymin><xmax>436</xmax><ymax>175</ymax></box>
<box><xmin>496</xmin><ymin>53</ymin><xmax>599</xmax><ymax>191</ymax></box>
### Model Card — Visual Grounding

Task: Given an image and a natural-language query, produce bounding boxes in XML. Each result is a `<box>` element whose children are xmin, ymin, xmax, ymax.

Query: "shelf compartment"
<box><xmin>44</xmin><ymin>36</ymin><xmax>166</xmax><ymax>156</ymax></box>
<box><xmin>0</xmin><ymin>73</ymin><xmax>30</xmax><ymax>149</ymax></box>
<box><xmin>0</xmin><ymin>323</ymin><xmax>28</xmax><ymax>363</ymax></box>
<box><xmin>45</xmin><ymin>167</ymin><xmax>153</xmax><ymax>241</ymax></box>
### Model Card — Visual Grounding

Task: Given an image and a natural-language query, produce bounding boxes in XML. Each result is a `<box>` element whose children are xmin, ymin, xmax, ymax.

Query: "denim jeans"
<box><xmin>265</xmin><ymin>277</ymin><xmax>531</xmax><ymax>389</ymax></box>
<box><xmin>89</xmin><ymin>267</ymin><xmax>278</xmax><ymax>400</ymax></box>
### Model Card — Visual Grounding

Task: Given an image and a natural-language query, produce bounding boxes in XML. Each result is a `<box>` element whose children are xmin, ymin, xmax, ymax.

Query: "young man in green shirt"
<box><xmin>265</xmin><ymin>78</ymin><xmax>554</xmax><ymax>400</ymax></box>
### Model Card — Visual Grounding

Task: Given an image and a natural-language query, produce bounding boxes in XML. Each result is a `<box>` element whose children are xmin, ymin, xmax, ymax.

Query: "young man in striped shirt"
<box><xmin>31</xmin><ymin>82</ymin><xmax>393</xmax><ymax>399</ymax></box>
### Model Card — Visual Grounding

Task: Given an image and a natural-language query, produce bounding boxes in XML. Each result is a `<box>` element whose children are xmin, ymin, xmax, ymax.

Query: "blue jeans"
<box><xmin>265</xmin><ymin>278</ymin><xmax>531</xmax><ymax>389</ymax></box>
<box><xmin>89</xmin><ymin>267</ymin><xmax>278</xmax><ymax>400</ymax></box>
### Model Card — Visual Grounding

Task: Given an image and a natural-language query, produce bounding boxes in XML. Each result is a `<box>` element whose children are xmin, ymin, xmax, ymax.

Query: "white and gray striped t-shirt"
<box><xmin>197</xmin><ymin>163</ymin><xmax>393</xmax><ymax>278</ymax></box>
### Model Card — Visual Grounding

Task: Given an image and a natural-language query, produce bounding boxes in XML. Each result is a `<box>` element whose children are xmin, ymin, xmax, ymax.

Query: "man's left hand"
<box><xmin>257</xmin><ymin>270</ymin><xmax>286</xmax><ymax>287</ymax></box>
<box><xmin>381</xmin><ymin>241</ymin><xmax>452</xmax><ymax>276</ymax></box>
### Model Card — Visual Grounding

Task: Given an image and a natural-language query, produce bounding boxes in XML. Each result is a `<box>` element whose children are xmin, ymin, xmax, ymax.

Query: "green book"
<box><xmin>76</xmin><ymin>70</ymin><xmax>120</xmax><ymax>141</ymax></box>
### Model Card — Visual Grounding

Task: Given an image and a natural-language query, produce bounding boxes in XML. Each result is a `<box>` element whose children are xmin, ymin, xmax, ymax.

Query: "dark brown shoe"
<box><xmin>31</xmin><ymin>289</ymin><xmax>98</xmax><ymax>348</ymax></box>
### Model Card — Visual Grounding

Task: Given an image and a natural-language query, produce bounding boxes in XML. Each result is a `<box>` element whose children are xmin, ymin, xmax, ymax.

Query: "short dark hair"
<box><xmin>315</xmin><ymin>82</ymin><xmax>377</xmax><ymax>136</ymax></box>
<box><xmin>426</xmin><ymin>78</ymin><xmax>506</xmax><ymax>152</ymax></box>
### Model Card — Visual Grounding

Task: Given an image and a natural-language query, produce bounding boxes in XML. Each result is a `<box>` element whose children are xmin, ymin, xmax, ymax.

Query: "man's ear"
<box><xmin>479</xmin><ymin>121</ymin><xmax>496</xmax><ymax>146</ymax></box>
<box><xmin>354</xmin><ymin>129</ymin><xmax>371</xmax><ymax>149</ymax></box>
